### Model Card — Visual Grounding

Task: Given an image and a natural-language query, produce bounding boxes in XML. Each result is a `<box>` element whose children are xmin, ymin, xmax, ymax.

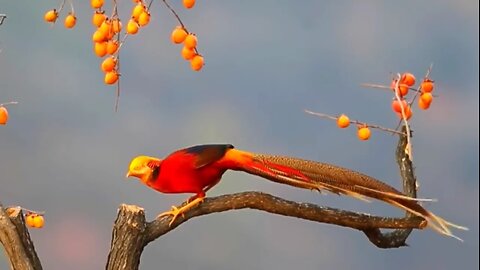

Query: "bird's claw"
<box><xmin>157</xmin><ymin>205</ymin><xmax>185</xmax><ymax>226</ymax></box>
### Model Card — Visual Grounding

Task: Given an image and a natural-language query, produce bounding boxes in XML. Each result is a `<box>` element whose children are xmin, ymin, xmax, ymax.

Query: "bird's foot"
<box><xmin>157</xmin><ymin>197</ymin><xmax>205</xmax><ymax>226</ymax></box>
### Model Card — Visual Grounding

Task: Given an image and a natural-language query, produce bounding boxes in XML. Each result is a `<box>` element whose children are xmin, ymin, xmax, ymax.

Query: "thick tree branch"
<box><xmin>144</xmin><ymin>191</ymin><xmax>426</xmax><ymax>244</ymax></box>
<box><xmin>361</xmin><ymin>125</ymin><xmax>418</xmax><ymax>248</ymax></box>
<box><xmin>0</xmin><ymin>204</ymin><xmax>42</xmax><ymax>270</ymax></box>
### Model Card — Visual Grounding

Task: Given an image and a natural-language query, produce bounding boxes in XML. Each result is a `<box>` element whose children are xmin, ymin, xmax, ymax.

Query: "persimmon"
<box><xmin>127</xmin><ymin>19</ymin><xmax>139</xmax><ymax>34</ymax></box>
<box><xmin>391</xmin><ymin>99</ymin><xmax>408</xmax><ymax>113</ymax></box>
<box><xmin>421</xmin><ymin>79</ymin><xmax>435</xmax><ymax>93</ymax></box>
<box><xmin>112</xmin><ymin>18</ymin><xmax>122</xmax><ymax>34</ymax></box>
<box><xmin>357</xmin><ymin>126</ymin><xmax>371</xmax><ymax>141</ymax></box>
<box><xmin>336</xmin><ymin>114</ymin><xmax>350</xmax><ymax>128</ymax></box>
<box><xmin>138</xmin><ymin>11</ymin><xmax>150</xmax><ymax>27</ymax></box>
<box><xmin>401</xmin><ymin>72</ymin><xmax>416</xmax><ymax>87</ymax></box>
<box><xmin>101</xmin><ymin>56</ymin><xmax>117</xmax><ymax>72</ymax></box>
<box><xmin>92</xmin><ymin>11</ymin><xmax>106</xmax><ymax>27</ymax></box>
<box><xmin>0</xmin><ymin>107</ymin><xmax>8</xmax><ymax>125</ymax></box>
<box><xmin>420</xmin><ymin>92</ymin><xmax>433</xmax><ymax>106</ymax></box>
<box><xmin>105</xmin><ymin>71</ymin><xmax>119</xmax><ymax>84</ymax></box>
<box><xmin>33</xmin><ymin>215</ymin><xmax>45</xmax><ymax>228</ymax></box>
<box><xmin>92</xmin><ymin>30</ymin><xmax>106</xmax><ymax>42</ymax></box>
<box><xmin>397</xmin><ymin>84</ymin><xmax>409</xmax><ymax>97</ymax></box>
<box><xmin>397</xmin><ymin>105</ymin><xmax>412</xmax><ymax>120</ymax></box>
<box><xmin>132</xmin><ymin>4</ymin><xmax>146</xmax><ymax>22</ymax></box>
<box><xmin>91</xmin><ymin>0</ymin><xmax>104</xmax><ymax>9</ymax></box>
<box><xmin>99</xmin><ymin>19</ymin><xmax>112</xmax><ymax>37</ymax></box>
<box><xmin>181</xmin><ymin>46</ymin><xmax>196</xmax><ymax>60</ymax></box>
<box><xmin>64</xmin><ymin>13</ymin><xmax>77</xmax><ymax>29</ymax></box>
<box><xmin>183</xmin><ymin>0</ymin><xmax>196</xmax><ymax>9</ymax></box>
<box><xmin>418</xmin><ymin>97</ymin><xmax>430</xmax><ymax>110</ymax></box>
<box><xmin>94</xmin><ymin>42</ymin><xmax>108</xmax><ymax>57</ymax></box>
<box><xmin>25</xmin><ymin>214</ymin><xmax>36</xmax><ymax>227</ymax></box>
<box><xmin>184</xmin><ymin>34</ymin><xmax>197</xmax><ymax>49</ymax></box>
<box><xmin>171</xmin><ymin>27</ymin><xmax>188</xmax><ymax>44</ymax></box>
<box><xmin>191</xmin><ymin>54</ymin><xmax>204</xmax><ymax>71</ymax></box>
<box><xmin>44</xmin><ymin>9</ymin><xmax>58</xmax><ymax>23</ymax></box>
<box><xmin>106</xmin><ymin>40</ymin><xmax>119</xmax><ymax>55</ymax></box>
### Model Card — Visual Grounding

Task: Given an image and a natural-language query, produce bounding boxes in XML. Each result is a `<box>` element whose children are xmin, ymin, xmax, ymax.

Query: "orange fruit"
<box><xmin>400</xmin><ymin>72</ymin><xmax>416</xmax><ymax>87</ymax></box>
<box><xmin>44</xmin><ymin>9</ymin><xmax>58</xmax><ymax>23</ymax></box>
<box><xmin>94</xmin><ymin>41</ymin><xmax>108</xmax><ymax>57</ymax></box>
<box><xmin>64</xmin><ymin>13</ymin><xmax>77</xmax><ymax>28</ymax></box>
<box><xmin>391</xmin><ymin>99</ymin><xmax>408</xmax><ymax>113</ymax></box>
<box><xmin>99</xmin><ymin>19</ymin><xmax>112</xmax><ymax>36</ymax></box>
<box><xmin>106</xmin><ymin>40</ymin><xmax>119</xmax><ymax>55</ymax></box>
<box><xmin>181</xmin><ymin>46</ymin><xmax>196</xmax><ymax>60</ymax></box>
<box><xmin>105</xmin><ymin>71</ymin><xmax>119</xmax><ymax>84</ymax></box>
<box><xmin>421</xmin><ymin>79</ymin><xmax>434</xmax><ymax>93</ymax></box>
<box><xmin>92</xmin><ymin>11</ymin><xmax>106</xmax><ymax>27</ymax></box>
<box><xmin>420</xmin><ymin>92</ymin><xmax>433</xmax><ymax>106</ymax></box>
<box><xmin>357</xmin><ymin>126</ymin><xmax>371</xmax><ymax>141</ymax></box>
<box><xmin>25</xmin><ymin>214</ymin><xmax>36</xmax><ymax>227</ymax></box>
<box><xmin>0</xmin><ymin>107</ymin><xmax>8</xmax><ymax>125</ymax></box>
<box><xmin>336</xmin><ymin>114</ymin><xmax>350</xmax><ymax>128</ymax></box>
<box><xmin>127</xmin><ymin>19</ymin><xmax>139</xmax><ymax>34</ymax></box>
<box><xmin>33</xmin><ymin>215</ymin><xmax>45</xmax><ymax>228</ymax></box>
<box><xmin>397</xmin><ymin>84</ymin><xmax>409</xmax><ymax>97</ymax></box>
<box><xmin>397</xmin><ymin>105</ymin><xmax>412</xmax><ymax>120</ymax></box>
<box><xmin>184</xmin><ymin>34</ymin><xmax>197</xmax><ymax>49</ymax></box>
<box><xmin>91</xmin><ymin>0</ymin><xmax>104</xmax><ymax>9</ymax></box>
<box><xmin>132</xmin><ymin>4</ymin><xmax>146</xmax><ymax>22</ymax></box>
<box><xmin>111</xmin><ymin>18</ymin><xmax>122</xmax><ymax>33</ymax></box>
<box><xmin>171</xmin><ymin>27</ymin><xmax>188</xmax><ymax>44</ymax></box>
<box><xmin>101</xmin><ymin>56</ymin><xmax>117</xmax><ymax>72</ymax></box>
<box><xmin>138</xmin><ymin>11</ymin><xmax>150</xmax><ymax>27</ymax></box>
<box><xmin>418</xmin><ymin>97</ymin><xmax>430</xmax><ymax>110</ymax></box>
<box><xmin>92</xmin><ymin>29</ymin><xmax>107</xmax><ymax>42</ymax></box>
<box><xmin>183</xmin><ymin>0</ymin><xmax>196</xmax><ymax>9</ymax></box>
<box><xmin>191</xmin><ymin>55</ymin><xmax>204</xmax><ymax>71</ymax></box>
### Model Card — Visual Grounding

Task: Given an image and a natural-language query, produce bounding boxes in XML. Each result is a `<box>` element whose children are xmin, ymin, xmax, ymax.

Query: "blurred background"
<box><xmin>1</xmin><ymin>1</ymin><xmax>478</xmax><ymax>269</ymax></box>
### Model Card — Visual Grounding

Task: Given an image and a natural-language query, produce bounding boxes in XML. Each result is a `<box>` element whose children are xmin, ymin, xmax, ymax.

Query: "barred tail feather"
<box><xmin>238</xmin><ymin>153</ymin><xmax>467</xmax><ymax>240</ymax></box>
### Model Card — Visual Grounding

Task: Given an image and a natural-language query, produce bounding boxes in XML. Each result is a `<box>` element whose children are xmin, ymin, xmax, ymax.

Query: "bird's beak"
<box><xmin>125</xmin><ymin>171</ymin><xmax>132</xmax><ymax>178</ymax></box>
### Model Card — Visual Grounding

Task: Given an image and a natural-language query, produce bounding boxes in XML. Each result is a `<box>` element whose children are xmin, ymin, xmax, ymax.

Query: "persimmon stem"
<box><xmin>304</xmin><ymin>109</ymin><xmax>407</xmax><ymax>136</ymax></box>
<box><xmin>162</xmin><ymin>0</ymin><xmax>186</xmax><ymax>29</ymax></box>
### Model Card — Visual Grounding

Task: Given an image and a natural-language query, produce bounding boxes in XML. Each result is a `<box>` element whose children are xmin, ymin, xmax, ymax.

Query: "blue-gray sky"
<box><xmin>1</xmin><ymin>1</ymin><xmax>478</xmax><ymax>269</ymax></box>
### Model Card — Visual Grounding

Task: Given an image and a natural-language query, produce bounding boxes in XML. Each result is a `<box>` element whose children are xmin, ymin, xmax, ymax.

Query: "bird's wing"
<box><xmin>184</xmin><ymin>144</ymin><xmax>235</xmax><ymax>169</ymax></box>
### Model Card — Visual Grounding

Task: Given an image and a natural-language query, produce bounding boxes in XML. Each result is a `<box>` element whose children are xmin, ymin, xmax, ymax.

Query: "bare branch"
<box><xmin>144</xmin><ymin>191</ymin><xmax>426</xmax><ymax>245</ymax></box>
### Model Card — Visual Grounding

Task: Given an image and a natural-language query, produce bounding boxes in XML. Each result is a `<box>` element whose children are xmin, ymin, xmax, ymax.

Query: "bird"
<box><xmin>126</xmin><ymin>144</ymin><xmax>466</xmax><ymax>239</ymax></box>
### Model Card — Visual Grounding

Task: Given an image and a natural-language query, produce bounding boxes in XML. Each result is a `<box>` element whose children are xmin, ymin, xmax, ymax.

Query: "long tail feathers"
<box><xmin>240</xmin><ymin>153</ymin><xmax>467</xmax><ymax>240</ymax></box>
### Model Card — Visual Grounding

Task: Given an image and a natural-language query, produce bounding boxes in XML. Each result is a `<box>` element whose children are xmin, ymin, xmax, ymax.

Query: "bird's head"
<box><xmin>126</xmin><ymin>155</ymin><xmax>162</xmax><ymax>183</ymax></box>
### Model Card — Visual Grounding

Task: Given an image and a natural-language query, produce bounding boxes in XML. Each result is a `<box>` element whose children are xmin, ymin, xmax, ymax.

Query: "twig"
<box><xmin>0</xmin><ymin>14</ymin><xmax>6</xmax><ymax>26</ymax></box>
<box><xmin>0</xmin><ymin>101</ymin><xmax>18</xmax><ymax>107</ymax></box>
<box><xmin>393</xmin><ymin>74</ymin><xmax>413</xmax><ymax>160</ymax></box>
<box><xmin>162</xmin><ymin>0</ymin><xmax>186</xmax><ymax>29</ymax></box>
<box><xmin>304</xmin><ymin>109</ymin><xmax>407</xmax><ymax>136</ymax></box>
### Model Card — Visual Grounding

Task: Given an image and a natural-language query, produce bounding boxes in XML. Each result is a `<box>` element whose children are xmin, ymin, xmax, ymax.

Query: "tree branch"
<box><xmin>0</xmin><ymin>204</ymin><xmax>42</xmax><ymax>270</ymax></box>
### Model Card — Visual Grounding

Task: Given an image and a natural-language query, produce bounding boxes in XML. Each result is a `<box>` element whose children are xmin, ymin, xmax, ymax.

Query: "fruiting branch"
<box><xmin>304</xmin><ymin>109</ymin><xmax>407</xmax><ymax>136</ymax></box>
<box><xmin>161</xmin><ymin>0</ymin><xmax>186</xmax><ymax>29</ymax></box>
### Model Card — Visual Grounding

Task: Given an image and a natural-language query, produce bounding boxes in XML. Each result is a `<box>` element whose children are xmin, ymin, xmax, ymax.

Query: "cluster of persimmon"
<box><xmin>336</xmin><ymin>114</ymin><xmax>371</xmax><ymax>141</ymax></box>
<box><xmin>171</xmin><ymin>27</ymin><xmax>204</xmax><ymax>71</ymax></box>
<box><xmin>390</xmin><ymin>72</ymin><xmax>436</xmax><ymax>119</ymax></box>
<box><xmin>25</xmin><ymin>213</ymin><xmax>45</xmax><ymax>229</ymax></box>
<box><xmin>0</xmin><ymin>106</ymin><xmax>8</xmax><ymax>125</ymax></box>
<box><xmin>91</xmin><ymin>0</ymin><xmax>124</xmax><ymax>85</ymax></box>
